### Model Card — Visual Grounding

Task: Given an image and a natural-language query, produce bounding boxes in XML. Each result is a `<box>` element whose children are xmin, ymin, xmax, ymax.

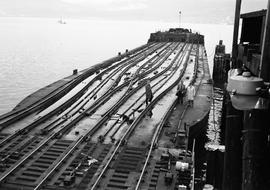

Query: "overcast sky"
<box><xmin>0</xmin><ymin>0</ymin><xmax>268</xmax><ymax>24</ymax></box>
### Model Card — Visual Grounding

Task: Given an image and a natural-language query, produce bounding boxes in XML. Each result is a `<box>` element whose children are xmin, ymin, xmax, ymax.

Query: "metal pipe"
<box><xmin>231</xmin><ymin>0</ymin><xmax>242</xmax><ymax>68</ymax></box>
<box><xmin>259</xmin><ymin>0</ymin><xmax>270</xmax><ymax>82</ymax></box>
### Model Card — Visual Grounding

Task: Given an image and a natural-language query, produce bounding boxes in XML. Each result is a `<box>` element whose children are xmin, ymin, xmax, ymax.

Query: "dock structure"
<box><xmin>0</xmin><ymin>29</ymin><xmax>212</xmax><ymax>189</ymax></box>
<box><xmin>212</xmin><ymin>40</ymin><xmax>230</xmax><ymax>85</ymax></box>
<box><xmin>210</xmin><ymin>1</ymin><xmax>270</xmax><ymax>190</ymax></box>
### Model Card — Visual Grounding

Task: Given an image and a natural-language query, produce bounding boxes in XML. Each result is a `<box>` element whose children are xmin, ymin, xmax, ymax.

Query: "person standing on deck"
<box><xmin>145</xmin><ymin>79</ymin><xmax>153</xmax><ymax>106</ymax></box>
<box><xmin>187</xmin><ymin>84</ymin><xmax>195</xmax><ymax>107</ymax></box>
<box><xmin>176</xmin><ymin>80</ymin><xmax>185</xmax><ymax>104</ymax></box>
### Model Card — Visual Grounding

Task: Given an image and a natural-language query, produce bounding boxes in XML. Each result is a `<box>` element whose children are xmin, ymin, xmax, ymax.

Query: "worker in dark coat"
<box><xmin>145</xmin><ymin>79</ymin><xmax>153</xmax><ymax>105</ymax></box>
<box><xmin>187</xmin><ymin>84</ymin><xmax>195</xmax><ymax>107</ymax></box>
<box><xmin>176</xmin><ymin>80</ymin><xmax>185</xmax><ymax>104</ymax></box>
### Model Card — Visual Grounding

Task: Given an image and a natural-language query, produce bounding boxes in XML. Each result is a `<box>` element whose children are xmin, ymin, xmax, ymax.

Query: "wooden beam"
<box><xmin>259</xmin><ymin>0</ymin><xmax>270</xmax><ymax>82</ymax></box>
<box><xmin>232</xmin><ymin>0</ymin><xmax>242</xmax><ymax>68</ymax></box>
<box><xmin>222</xmin><ymin>94</ymin><xmax>242</xmax><ymax>190</ymax></box>
<box><xmin>242</xmin><ymin>109</ymin><xmax>269</xmax><ymax>189</ymax></box>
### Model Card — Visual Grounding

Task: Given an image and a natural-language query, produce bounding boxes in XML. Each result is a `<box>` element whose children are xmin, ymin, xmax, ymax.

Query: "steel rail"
<box><xmin>33</xmin><ymin>136</ymin><xmax>84</xmax><ymax>190</ymax></box>
<box><xmin>135</xmin><ymin>43</ymin><xmax>195</xmax><ymax>190</ymax></box>
<box><xmin>102</xmin><ymin>42</ymin><xmax>173</xmax><ymax>97</ymax></box>
<box><xmin>6</xmin><ymin>42</ymin><xmax>185</xmax><ymax>189</ymax></box>
<box><xmin>0</xmin><ymin>43</ymin><xmax>157</xmax><ymax>123</ymax></box>
<box><xmin>42</xmin><ymin>43</ymin><xmax>173</xmax><ymax>134</ymax></box>
<box><xmin>0</xmin><ymin>43</ymin><xmax>158</xmax><ymax>128</ymax></box>
<box><xmin>0</xmin><ymin>59</ymin><xmax>124</xmax><ymax>146</ymax></box>
<box><xmin>51</xmin><ymin>42</ymin><xmax>180</xmax><ymax>138</ymax></box>
<box><xmin>135</xmin><ymin>94</ymin><xmax>177</xmax><ymax>190</ymax></box>
<box><xmin>31</xmin><ymin>44</ymin><xmax>179</xmax><ymax>188</ymax></box>
<box><xmin>0</xmin><ymin>43</ymin><xmax>171</xmax><ymax>183</ymax></box>
<box><xmin>41</xmin><ymin>43</ymin><xmax>168</xmax><ymax>132</ymax></box>
<box><xmin>104</xmin><ymin>43</ymin><xmax>187</xmax><ymax>138</ymax></box>
<box><xmin>0</xmin><ymin>133</ymin><xmax>55</xmax><ymax>182</ymax></box>
<box><xmin>137</xmin><ymin>43</ymin><xmax>203</xmax><ymax>190</ymax></box>
<box><xmin>78</xmin><ymin>42</ymin><xmax>183</xmax><ymax>138</ymax></box>
<box><xmin>0</xmin><ymin>42</ymin><xmax>184</xmax><ymax>188</ymax></box>
<box><xmin>7</xmin><ymin>43</ymin><xmax>202</xmax><ymax>190</ymax></box>
<box><xmin>0</xmin><ymin>43</ymin><xmax>165</xmax><ymax>148</ymax></box>
<box><xmin>90</xmin><ymin>43</ymin><xmax>192</xmax><ymax>190</ymax></box>
<box><xmin>0</xmin><ymin>43</ymin><xmax>158</xmax><ymax>123</ymax></box>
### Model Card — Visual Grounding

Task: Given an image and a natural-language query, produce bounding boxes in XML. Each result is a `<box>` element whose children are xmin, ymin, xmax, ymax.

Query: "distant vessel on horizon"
<box><xmin>58</xmin><ymin>18</ymin><xmax>66</xmax><ymax>24</ymax></box>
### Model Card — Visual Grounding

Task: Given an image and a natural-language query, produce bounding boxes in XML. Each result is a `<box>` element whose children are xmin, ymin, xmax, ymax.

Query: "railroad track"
<box><xmin>34</xmin><ymin>41</ymin><xmax>189</xmax><ymax>189</ymax></box>
<box><xmin>0</xmin><ymin>42</ymin><xmax>205</xmax><ymax>190</ymax></box>
<box><xmin>41</xmin><ymin>42</ymin><xmax>181</xmax><ymax>138</ymax></box>
<box><xmin>0</xmin><ymin>42</ymin><xmax>164</xmax><ymax>170</ymax></box>
<box><xmin>135</xmin><ymin>43</ymin><xmax>205</xmax><ymax>190</ymax></box>
<box><xmin>1</xmin><ymin>42</ymin><xmax>181</xmax><ymax>189</ymax></box>
<box><xmin>98</xmin><ymin>43</ymin><xmax>189</xmax><ymax>142</ymax></box>
<box><xmin>0</xmin><ymin>42</ymin><xmax>168</xmax><ymax>148</ymax></box>
<box><xmin>88</xmin><ymin>43</ymin><xmax>194</xmax><ymax>190</ymax></box>
<box><xmin>36</xmin><ymin>42</ymin><xmax>170</xmax><ymax>133</ymax></box>
<box><xmin>0</xmin><ymin>42</ymin><xmax>157</xmax><ymax>129</ymax></box>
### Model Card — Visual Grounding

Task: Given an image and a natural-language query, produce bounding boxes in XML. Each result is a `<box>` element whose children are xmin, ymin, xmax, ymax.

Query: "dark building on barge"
<box><xmin>148</xmin><ymin>28</ymin><xmax>204</xmax><ymax>44</ymax></box>
<box><xmin>237</xmin><ymin>9</ymin><xmax>268</xmax><ymax>78</ymax></box>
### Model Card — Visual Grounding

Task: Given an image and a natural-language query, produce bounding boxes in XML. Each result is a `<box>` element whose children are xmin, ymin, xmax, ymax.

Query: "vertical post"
<box><xmin>179</xmin><ymin>11</ymin><xmax>181</xmax><ymax>28</ymax></box>
<box><xmin>222</xmin><ymin>94</ymin><xmax>242</xmax><ymax>190</ymax></box>
<box><xmin>242</xmin><ymin>109</ymin><xmax>269</xmax><ymax>190</ymax></box>
<box><xmin>206</xmin><ymin>150</ymin><xmax>216</xmax><ymax>184</ymax></box>
<box><xmin>206</xmin><ymin>148</ymin><xmax>224</xmax><ymax>188</ymax></box>
<box><xmin>191</xmin><ymin>139</ymin><xmax>195</xmax><ymax>190</ymax></box>
<box><xmin>259</xmin><ymin>0</ymin><xmax>270</xmax><ymax>82</ymax></box>
<box><xmin>231</xmin><ymin>0</ymin><xmax>242</xmax><ymax>68</ymax></box>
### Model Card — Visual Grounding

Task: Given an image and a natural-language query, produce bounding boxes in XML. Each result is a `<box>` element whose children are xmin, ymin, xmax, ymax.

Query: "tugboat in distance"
<box><xmin>58</xmin><ymin>18</ymin><xmax>66</xmax><ymax>24</ymax></box>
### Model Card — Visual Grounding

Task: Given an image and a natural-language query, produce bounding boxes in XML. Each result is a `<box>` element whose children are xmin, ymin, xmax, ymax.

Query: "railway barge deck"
<box><xmin>0</xmin><ymin>28</ymin><xmax>212</xmax><ymax>190</ymax></box>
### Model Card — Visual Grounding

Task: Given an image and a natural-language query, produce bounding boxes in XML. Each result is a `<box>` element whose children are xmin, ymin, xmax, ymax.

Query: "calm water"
<box><xmin>0</xmin><ymin>17</ymin><xmax>233</xmax><ymax>115</ymax></box>
<box><xmin>206</xmin><ymin>87</ymin><xmax>225</xmax><ymax>149</ymax></box>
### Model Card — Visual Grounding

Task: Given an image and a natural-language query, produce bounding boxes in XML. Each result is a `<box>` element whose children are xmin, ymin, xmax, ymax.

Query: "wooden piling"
<box><xmin>220</xmin><ymin>83</ymin><xmax>228</xmax><ymax>144</ymax></box>
<box><xmin>206</xmin><ymin>150</ymin><xmax>215</xmax><ymax>184</ymax></box>
<box><xmin>242</xmin><ymin>109</ymin><xmax>269</xmax><ymax>190</ymax></box>
<box><xmin>222</xmin><ymin>94</ymin><xmax>242</xmax><ymax>190</ymax></box>
<box><xmin>206</xmin><ymin>148</ymin><xmax>224</xmax><ymax>188</ymax></box>
<box><xmin>213</xmin><ymin>54</ymin><xmax>230</xmax><ymax>85</ymax></box>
